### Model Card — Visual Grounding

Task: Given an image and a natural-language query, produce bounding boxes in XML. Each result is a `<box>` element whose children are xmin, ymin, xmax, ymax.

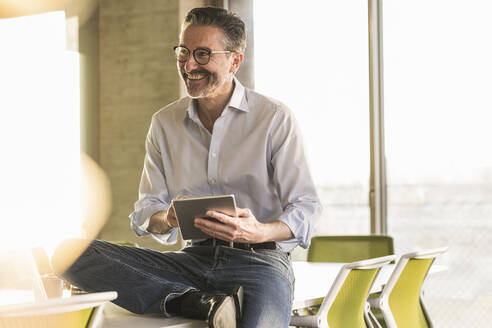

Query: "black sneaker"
<box><xmin>180</xmin><ymin>286</ymin><xmax>244</xmax><ymax>328</ymax></box>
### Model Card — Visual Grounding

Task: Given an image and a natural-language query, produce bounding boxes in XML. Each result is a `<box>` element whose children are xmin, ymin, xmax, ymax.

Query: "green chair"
<box><xmin>368</xmin><ymin>247</ymin><xmax>448</xmax><ymax>328</ymax></box>
<box><xmin>290</xmin><ymin>255</ymin><xmax>396</xmax><ymax>328</ymax></box>
<box><xmin>112</xmin><ymin>240</ymin><xmax>140</xmax><ymax>247</ymax></box>
<box><xmin>298</xmin><ymin>235</ymin><xmax>394</xmax><ymax>319</ymax></box>
<box><xmin>308</xmin><ymin>235</ymin><xmax>394</xmax><ymax>263</ymax></box>
<box><xmin>0</xmin><ymin>291</ymin><xmax>117</xmax><ymax>328</ymax></box>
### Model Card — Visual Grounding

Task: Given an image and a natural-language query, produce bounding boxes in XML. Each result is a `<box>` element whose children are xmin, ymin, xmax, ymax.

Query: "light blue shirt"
<box><xmin>129</xmin><ymin>78</ymin><xmax>322</xmax><ymax>252</ymax></box>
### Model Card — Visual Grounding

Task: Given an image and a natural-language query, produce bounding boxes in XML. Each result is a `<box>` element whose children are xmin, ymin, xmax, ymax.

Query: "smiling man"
<box><xmin>54</xmin><ymin>7</ymin><xmax>321</xmax><ymax>328</ymax></box>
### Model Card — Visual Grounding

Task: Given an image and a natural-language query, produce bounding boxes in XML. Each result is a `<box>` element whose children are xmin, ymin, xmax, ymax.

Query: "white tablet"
<box><xmin>172</xmin><ymin>194</ymin><xmax>237</xmax><ymax>240</ymax></box>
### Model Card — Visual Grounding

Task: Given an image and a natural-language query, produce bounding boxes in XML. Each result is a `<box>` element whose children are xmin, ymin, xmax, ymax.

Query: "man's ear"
<box><xmin>230</xmin><ymin>52</ymin><xmax>244</xmax><ymax>73</ymax></box>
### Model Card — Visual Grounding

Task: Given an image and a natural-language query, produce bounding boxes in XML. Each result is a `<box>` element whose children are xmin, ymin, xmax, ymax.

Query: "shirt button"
<box><xmin>211</xmin><ymin>153</ymin><xmax>216</xmax><ymax>158</ymax></box>
<box><xmin>210</xmin><ymin>178</ymin><xmax>216</xmax><ymax>184</ymax></box>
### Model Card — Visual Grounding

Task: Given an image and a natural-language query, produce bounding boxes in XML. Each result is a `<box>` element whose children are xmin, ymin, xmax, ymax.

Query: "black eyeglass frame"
<box><xmin>173</xmin><ymin>46</ymin><xmax>233</xmax><ymax>65</ymax></box>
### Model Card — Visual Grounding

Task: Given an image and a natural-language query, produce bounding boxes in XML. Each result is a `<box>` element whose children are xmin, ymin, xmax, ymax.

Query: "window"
<box><xmin>0</xmin><ymin>12</ymin><xmax>81</xmax><ymax>253</ymax></box>
<box><xmin>256</xmin><ymin>0</ymin><xmax>492</xmax><ymax>325</ymax></box>
<box><xmin>384</xmin><ymin>1</ymin><xmax>492</xmax><ymax>325</ymax></box>
<box><xmin>255</xmin><ymin>0</ymin><xmax>371</xmax><ymax>244</ymax></box>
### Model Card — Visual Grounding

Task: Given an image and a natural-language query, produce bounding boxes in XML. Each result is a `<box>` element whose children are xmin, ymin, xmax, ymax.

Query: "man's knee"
<box><xmin>51</xmin><ymin>238</ymin><xmax>92</xmax><ymax>276</ymax></box>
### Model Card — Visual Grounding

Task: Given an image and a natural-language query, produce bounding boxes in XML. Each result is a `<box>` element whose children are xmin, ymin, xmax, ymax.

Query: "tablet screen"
<box><xmin>172</xmin><ymin>194</ymin><xmax>237</xmax><ymax>240</ymax></box>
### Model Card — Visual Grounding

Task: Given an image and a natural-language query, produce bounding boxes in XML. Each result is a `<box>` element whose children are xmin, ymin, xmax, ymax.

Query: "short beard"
<box><xmin>180</xmin><ymin>68</ymin><xmax>220</xmax><ymax>99</ymax></box>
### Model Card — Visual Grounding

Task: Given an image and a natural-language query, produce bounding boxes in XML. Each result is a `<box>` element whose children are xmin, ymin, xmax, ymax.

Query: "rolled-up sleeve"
<box><xmin>128</xmin><ymin>117</ymin><xmax>179</xmax><ymax>245</ymax></box>
<box><xmin>269</xmin><ymin>105</ymin><xmax>322</xmax><ymax>249</ymax></box>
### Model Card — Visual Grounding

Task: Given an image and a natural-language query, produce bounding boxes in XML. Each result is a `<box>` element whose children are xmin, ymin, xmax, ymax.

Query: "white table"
<box><xmin>102</xmin><ymin>304</ymin><xmax>205</xmax><ymax>328</ymax></box>
<box><xmin>291</xmin><ymin>262</ymin><xmax>446</xmax><ymax>310</ymax></box>
<box><xmin>101</xmin><ymin>262</ymin><xmax>446</xmax><ymax>327</ymax></box>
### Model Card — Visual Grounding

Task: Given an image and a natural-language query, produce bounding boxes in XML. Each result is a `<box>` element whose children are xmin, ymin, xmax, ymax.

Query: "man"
<box><xmin>54</xmin><ymin>7</ymin><xmax>321</xmax><ymax>328</ymax></box>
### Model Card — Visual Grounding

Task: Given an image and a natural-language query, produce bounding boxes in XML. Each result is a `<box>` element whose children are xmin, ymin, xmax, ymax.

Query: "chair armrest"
<box><xmin>290</xmin><ymin>314</ymin><xmax>321</xmax><ymax>327</ymax></box>
<box><xmin>368</xmin><ymin>296</ymin><xmax>383</xmax><ymax>309</ymax></box>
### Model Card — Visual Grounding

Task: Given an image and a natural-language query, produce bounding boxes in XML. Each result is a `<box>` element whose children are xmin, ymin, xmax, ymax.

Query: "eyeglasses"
<box><xmin>173</xmin><ymin>46</ymin><xmax>232</xmax><ymax>65</ymax></box>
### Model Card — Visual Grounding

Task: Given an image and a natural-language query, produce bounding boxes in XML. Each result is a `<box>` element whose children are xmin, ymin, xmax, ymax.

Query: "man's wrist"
<box><xmin>258</xmin><ymin>222</ymin><xmax>269</xmax><ymax>243</ymax></box>
<box><xmin>148</xmin><ymin>210</ymin><xmax>171</xmax><ymax>234</ymax></box>
<box><xmin>261</xmin><ymin>221</ymin><xmax>293</xmax><ymax>243</ymax></box>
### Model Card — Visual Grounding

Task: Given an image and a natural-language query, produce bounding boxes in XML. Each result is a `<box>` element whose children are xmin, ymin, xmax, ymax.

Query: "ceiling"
<box><xmin>0</xmin><ymin>0</ymin><xmax>98</xmax><ymax>25</ymax></box>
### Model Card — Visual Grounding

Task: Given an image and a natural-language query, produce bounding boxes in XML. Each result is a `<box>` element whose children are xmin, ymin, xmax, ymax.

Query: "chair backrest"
<box><xmin>379</xmin><ymin>247</ymin><xmax>448</xmax><ymax>328</ymax></box>
<box><xmin>319</xmin><ymin>255</ymin><xmax>396</xmax><ymax>328</ymax></box>
<box><xmin>0</xmin><ymin>308</ymin><xmax>94</xmax><ymax>328</ymax></box>
<box><xmin>308</xmin><ymin>235</ymin><xmax>394</xmax><ymax>263</ymax></box>
<box><xmin>0</xmin><ymin>291</ymin><xmax>117</xmax><ymax>328</ymax></box>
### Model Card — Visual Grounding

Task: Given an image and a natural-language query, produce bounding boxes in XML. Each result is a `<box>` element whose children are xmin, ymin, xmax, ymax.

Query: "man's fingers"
<box><xmin>235</xmin><ymin>207</ymin><xmax>251</xmax><ymax>217</ymax></box>
<box><xmin>195</xmin><ymin>216</ymin><xmax>236</xmax><ymax>237</ymax></box>
<box><xmin>206</xmin><ymin>211</ymin><xmax>235</xmax><ymax>224</ymax></box>
<box><xmin>167</xmin><ymin>215</ymin><xmax>178</xmax><ymax>227</ymax></box>
<box><xmin>199</xmin><ymin>225</ymin><xmax>240</xmax><ymax>243</ymax></box>
<box><xmin>195</xmin><ymin>216</ymin><xmax>230</xmax><ymax>231</ymax></box>
<box><xmin>169</xmin><ymin>195</ymin><xmax>187</xmax><ymax>220</ymax></box>
<box><xmin>196</xmin><ymin>222</ymin><xmax>224</xmax><ymax>239</ymax></box>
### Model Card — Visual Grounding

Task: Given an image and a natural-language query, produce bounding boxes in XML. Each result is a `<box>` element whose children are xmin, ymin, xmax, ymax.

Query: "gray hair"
<box><xmin>182</xmin><ymin>7</ymin><xmax>246</xmax><ymax>53</ymax></box>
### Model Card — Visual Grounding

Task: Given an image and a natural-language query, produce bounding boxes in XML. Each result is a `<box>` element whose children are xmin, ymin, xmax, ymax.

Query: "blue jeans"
<box><xmin>59</xmin><ymin>239</ymin><xmax>295</xmax><ymax>328</ymax></box>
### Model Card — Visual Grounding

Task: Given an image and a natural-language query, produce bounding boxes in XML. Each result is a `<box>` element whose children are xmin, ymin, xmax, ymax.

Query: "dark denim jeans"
<box><xmin>60</xmin><ymin>239</ymin><xmax>295</xmax><ymax>328</ymax></box>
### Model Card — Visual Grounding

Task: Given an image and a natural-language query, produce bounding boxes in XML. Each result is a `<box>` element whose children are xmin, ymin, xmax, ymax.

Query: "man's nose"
<box><xmin>184</xmin><ymin>54</ymin><xmax>200</xmax><ymax>72</ymax></box>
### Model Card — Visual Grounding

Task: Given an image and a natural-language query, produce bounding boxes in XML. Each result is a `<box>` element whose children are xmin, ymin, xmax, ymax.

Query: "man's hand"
<box><xmin>194</xmin><ymin>207</ymin><xmax>293</xmax><ymax>244</ymax></box>
<box><xmin>147</xmin><ymin>196</ymin><xmax>186</xmax><ymax>234</ymax></box>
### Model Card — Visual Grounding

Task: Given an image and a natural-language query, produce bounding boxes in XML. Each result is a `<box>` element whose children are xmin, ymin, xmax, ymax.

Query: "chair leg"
<box><xmin>365</xmin><ymin>302</ymin><xmax>382</xmax><ymax>328</ymax></box>
<box><xmin>420</xmin><ymin>296</ymin><xmax>434</xmax><ymax>328</ymax></box>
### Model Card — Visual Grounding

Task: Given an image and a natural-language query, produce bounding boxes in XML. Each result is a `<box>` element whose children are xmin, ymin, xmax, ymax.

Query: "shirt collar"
<box><xmin>228</xmin><ymin>77</ymin><xmax>249</xmax><ymax>113</ymax></box>
<box><xmin>185</xmin><ymin>77</ymin><xmax>249</xmax><ymax>122</ymax></box>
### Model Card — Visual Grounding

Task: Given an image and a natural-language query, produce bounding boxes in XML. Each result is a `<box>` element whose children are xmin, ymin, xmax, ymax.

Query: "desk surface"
<box><xmin>291</xmin><ymin>262</ymin><xmax>446</xmax><ymax>310</ymax></box>
<box><xmin>101</xmin><ymin>262</ymin><xmax>447</xmax><ymax>328</ymax></box>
